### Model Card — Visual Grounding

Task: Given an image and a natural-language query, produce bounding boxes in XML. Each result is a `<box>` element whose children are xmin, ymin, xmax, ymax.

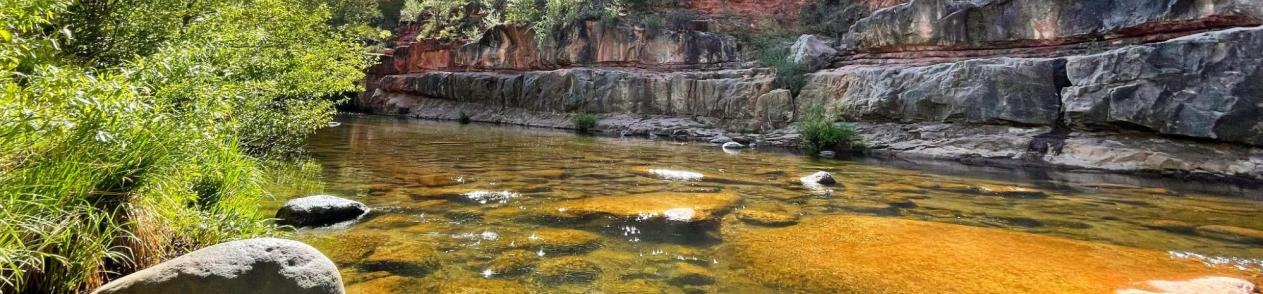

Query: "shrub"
<box><xmin>798</xmin><ymin>0</ymin><xmax>870</xmax><ymax>38</ymax></box>
<box><xmin>572</xmin><ymin>113</ymin><xmax>598</xmax><ymax>132</ymax></box>
<box><xmin>751</xmin><ymin>36</ymin><xmax>811</xmax><ymax>96</ymax></box>
<box><xmin>0</xmin><ymin>0</ymin><xmax>368</xmax><ymax>292</ymax></box>
<box><xmin>458</xmin><ymin>111</ymin><xmax>472</xmax><ymax>124</ymax></box>
<box><xmin>797</xmin><ymin>106</ymin><xmax>858</xmax><ymax>153</ymax></box>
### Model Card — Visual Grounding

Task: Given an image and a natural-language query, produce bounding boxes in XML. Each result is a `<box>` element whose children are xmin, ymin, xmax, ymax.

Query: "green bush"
<box><xmin>0</xmin><ymin>0</ymin><xmax>369</xmax><ymax>292</ymax></box>
<box><xmin>798</xmin><ymin>0</ymin><xmax>870</xmax><ymax>38</ymax></box>
<box><xmin>458</xmin><ymin>111</ymin><xmax>472</xmax><ymax>124</ymax></box>
<box><xmin>751</xmin><ymin>36</ymin><xmax>811</xmax><ymax>96</ymax></box>
<box><xmin>572</xmin><ymin>113</ymin><xmax>598</xmax><ymax>132</ymax></box>
<box><xmin>797</xmin><ymin>106</ymin><xmax>858</xmax><ymax>153</ymax></box>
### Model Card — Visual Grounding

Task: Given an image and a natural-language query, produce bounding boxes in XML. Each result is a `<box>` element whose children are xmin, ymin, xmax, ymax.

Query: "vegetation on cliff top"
<box><xmin>0</xmin><ymin>0</ymin><xmax>370</xmax><ymax>292</ymax></box>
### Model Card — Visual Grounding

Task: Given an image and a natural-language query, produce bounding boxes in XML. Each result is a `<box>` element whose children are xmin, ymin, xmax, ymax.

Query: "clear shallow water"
<box><xmin>266</xmin><ymin>115</ymin><xmax>1263</xmax><ymax>293</ymax></box>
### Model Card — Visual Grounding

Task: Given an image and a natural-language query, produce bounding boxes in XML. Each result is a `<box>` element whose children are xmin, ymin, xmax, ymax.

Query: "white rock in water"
<box><xmin>800</xmin><ymin>171</ymin><xmax>837</xmax><ymax>187</ymax></box>
<box><xmin>463</xmin><ymin>190</ymin><xmax>520</xmax><ymax>204</ymax></box>
<box><xmin>663</xmin><ymin>208</ymin><xmax>696</xmax><ymax>222</ymax></box>
<box><xmin>92</xmin><ymin>238</ymin><xmax>344</xmax><ymax>294</ymax></box>
<box><xmin>648</xmin><ymin>169</ymin><xmax>704</xmax><ymax>181</ymax></box>
<box><xmin>721</xmin><ymin>142</ymin><xmax>745</xmax><ymax>149</ymax></box>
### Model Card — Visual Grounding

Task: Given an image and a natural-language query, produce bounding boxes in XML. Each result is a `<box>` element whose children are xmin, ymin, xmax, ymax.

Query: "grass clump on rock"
<box><xmin>572</xmin><ymin>113</ymin><xmax>599</xmax><ymax>132</ymax></box>
<box><xmin>797</xmin><ymin>106</ymin><xmax>858</xmax><ymax>154</ymax></box>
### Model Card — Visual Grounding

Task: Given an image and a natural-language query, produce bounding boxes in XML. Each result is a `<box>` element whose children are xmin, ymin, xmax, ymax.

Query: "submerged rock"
<box><xmin>93</xmin><ymin>238</ymin><xmax>343</xmax><ymax>294</ymax></box>
<box><xmin>1194</xmin><ymin>225</ymin><xmax>1263</xmax><ymax>245</ymax></box>
<box><xmin>486</xmin><ymin>249</ymin><xmax>538</xmax><ymax>276</ymax></box>
<box><xmin>728</xmin><ymin>216</ymin><xmax>1255</xmax><ymax>293</ymax></box>
<box><xmin>534</xmin><ymin>192</ymin><xmax>741</xmax><ymax>224</ymax></box>
<box><xmin>668</xmin><ymin>263</ymin><xmax>716</xmax><ymax>286</ymax></box>
<box><xmin>428</xmin><ymin>277</ymin><xmax>531</xmax><ymax>294</ymax></box>
<box><xmin>358</xmin><ymin>240</ymin><xmax>441</xmax><ymax>276</ymax></box>
<box><xmin>721</xmin><ymin>142</ymin><xmax>745</xmax><ymax>149</ymax></box>
<box><xmin>276</xmin><ymin>195</ymin><xmax>369</xmax><ymax>227</ymax></box>
<box><xmin>509</xmin><ymin>229</ymin><xmax>603</xmax><ymax>255</ymax></box>
<box><xmin>736</xmin><ymin>209</ymin><xmax>799</xmax><ymax>227</ymax></box>
<box><xmin>1118</xmin><ymin>276</ymin><xmax>1257</xmax><ymax>294</ymax></box>
<box><xmin>534</xmin><ymin>256</ymin><xmax>603</xmax><ymax>284</ymax></box>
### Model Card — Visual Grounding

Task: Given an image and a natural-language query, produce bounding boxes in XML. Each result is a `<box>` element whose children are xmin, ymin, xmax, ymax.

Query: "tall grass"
<box><xmin>0</xmin><ymin>0</ymin><xmax>368</xmax><ymax>292</ymax></box>
<box><xmin>0</xmin><ymin>68</ymin><xmax>274</xmax><ymax>293</ymax></box>
<box><xmin>798</xmin><ymin>106</ymin><xmax>858</xmax><ymax>153</ymax></box>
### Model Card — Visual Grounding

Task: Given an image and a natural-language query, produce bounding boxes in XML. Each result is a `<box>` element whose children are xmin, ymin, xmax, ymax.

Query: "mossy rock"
<box><xmin>603</xmin><ymin>279</ymin><xmax>674</xmax><ymax>294</ymax></box>
<box><xmin>735</xmin><ymin>209</ymin><xmax>799</xmax><ymax>227</ymax></box>
<box><xmin>359</xmin><ymin>213</ymin><xmax>423</xmax><ymax>230</ymax></box>
<box><xmin>430</xmin><ymin>277</ymin><xmax>531</xmax><ymax>294</ymax></box>
<box><xmin>359</xmin><ymin>240</ymin><xmax>442</xmax><ymax>276</ymax></box>
<box><xmin>345</xmin><ymin>276</ymin><xmax>424</xmax><ymax>293</ymax></box>
<box><xmin>307</xmin><ymin>232</ymin><xmax>390</xmax><ymax>264</ymax></box>
<box><xmin>445</xmin><ymin>208</ymin><xmax>484</xmax><ymax>222</ymax></box>
<box><xmin>923</xmin><ymin>182</ymin><xmax>1047</xmax><ymax>199</ymax></box>
<box><xmin>728</xmin><ymin>215</ymin><xmax>1256</xmax><ymax>293</ymax></box>
<box><xmin>510</xmin><ymin>229</ymin><xmax>603</xmax><ymax>255</ymax></box>
<box><xmin>534</xmin><ymin>256</ymin><xmax>603</xmax><ymax>284</ymax></box>
<box><xmin>1195</xmin><ymin>225</ymin><xmax>1263</xmax><ymax>244</ymax></box>
<box><xmin>533</xmin><ymin>192</ymin><xmax>741</xmax><ymax>224</ymax></box>
<box><xmin>487</xmin><ymin>249</ymin><xmax>538</xmax><ymax>276</ymax></box>
<box><xmin>668</xmin><ymin>263</ymin><xmax>715</xmax><ymax>286</ymax></box>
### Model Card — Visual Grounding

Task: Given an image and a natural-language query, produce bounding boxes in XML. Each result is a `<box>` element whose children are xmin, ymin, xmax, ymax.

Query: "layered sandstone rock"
<box><xmin>362</xmin><ymin>68</ymin><xmax>789</xmax><ymax>131</ymax></box>
<box><xmin>358</xmin><ymin>0</ymin><xmax>1263</xmax><ymax>181</ymax></box>
<box><xmin>842</xmin><ymin>0</ymin><xmax>1263</xmax><ymax>54</ymax></box>
<box><xmin>1063</xmin><ymin>26</ymin><xmax>1263</xmax><ymax>146</ymax></box>
<box><xmin>381</xmin><ymin>21</ymin><xmax>739</xmax><ymax>75</ymax></box>
<box><xmin>799</xmin><ymin>58</ymin><xmax>1066</xmax><ymax>126</ymax></box>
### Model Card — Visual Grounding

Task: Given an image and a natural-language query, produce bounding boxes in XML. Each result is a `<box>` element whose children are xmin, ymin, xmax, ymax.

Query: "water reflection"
<box><xmin>266</xmin><ymin>115</ymin><xmax>1263</xmax><ymax>293</ymax></box>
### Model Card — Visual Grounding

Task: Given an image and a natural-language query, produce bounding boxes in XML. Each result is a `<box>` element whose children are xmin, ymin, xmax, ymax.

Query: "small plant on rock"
<box><xmin>798</xmin><ymin>106</ymin><xmax>858</xmax><ymax>154</ymax></box>
<box><xmin>572</xmin><ymin>113</ymin><xmax>598</xmax><ymax>132</ymax></box>
<box><xmin>458</xmin><ymin>111</ymin><xmax>472</xmax><ymax>124</ymax></box>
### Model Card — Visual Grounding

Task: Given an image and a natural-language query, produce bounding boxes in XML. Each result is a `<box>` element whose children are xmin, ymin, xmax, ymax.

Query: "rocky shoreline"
<box><xmin>356</xmin><ymin>0</ymin><xmax>1263</xmax><ymax>182</ymax></box>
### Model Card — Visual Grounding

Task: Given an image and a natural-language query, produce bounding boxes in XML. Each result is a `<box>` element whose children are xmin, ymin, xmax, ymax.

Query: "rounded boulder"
<box><xmin>93</xmin><ymin>238</ymin><xmax>344</xmax><ymax>294</ymax></box>
<box><xmin>276</xmin><ymin>195</ymin><xmax>369</xmax><ymax>227</ymax></box>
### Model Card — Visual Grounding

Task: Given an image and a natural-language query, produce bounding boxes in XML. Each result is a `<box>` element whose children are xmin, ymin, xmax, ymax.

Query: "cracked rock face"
<box><xmin>799</xmin><ymin>58</ymin><xmax>1065</xmax><ymax>126</ymax></box>
<box><xmin>1063</xmin><ymin>26</ymin><xmax>1263</xmax><ymax>147</ymax></box>
<box><xmin>842</xmin><ymin>0</ymin><xmax>1263</xmax><ymax>54</ymax></box>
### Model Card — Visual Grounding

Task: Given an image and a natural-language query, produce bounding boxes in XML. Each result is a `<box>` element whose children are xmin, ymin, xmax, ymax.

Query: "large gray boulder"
<box><xmin>789</xmin><ymin>34</ymin><xmax>838</xmax><ymax>71</ymax></box>
<box><xmin>798</xmin><ymin>57</ymin><xmax>1064</xmax><ymax>126</ymax></box>
<box><xmin>93</xmin><ymin>238</ymin><xmax>344</xmax><ymax>294</ymax></box>
<box><xmin>276</xmin><ymin>195</ymin><xmax>369</xmax><ymax>227</ymax></box>
<box><xmin>1062</xmin><ymin>26</ymin><xmax>1263</xmax><ymax>146</ymax></box>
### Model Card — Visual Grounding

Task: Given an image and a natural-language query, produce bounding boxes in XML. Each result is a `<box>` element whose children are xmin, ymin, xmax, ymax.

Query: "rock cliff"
<box><xmin>357</xmin><ymin>0</ymin><xmax>1263</xmax><ymax>181</ymax></box>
